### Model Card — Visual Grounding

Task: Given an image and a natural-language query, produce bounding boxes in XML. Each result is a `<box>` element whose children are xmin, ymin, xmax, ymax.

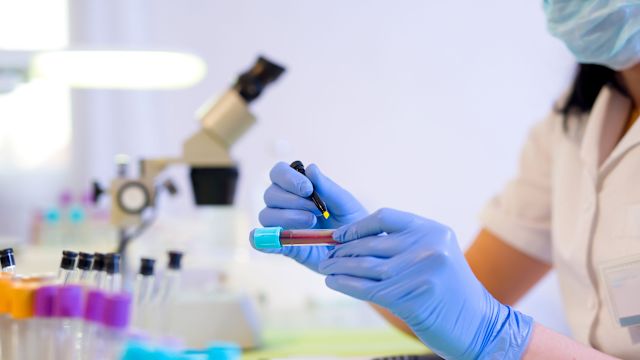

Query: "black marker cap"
<box><xmin>92</xmin><ymin>253</ymin><xmax>105</xmax><ymax>272</ymax></box>
<box><xmin>0</xmin><ymin>248</ymin><xmax>15</xmax><ymax>269</ymax></box>
<box><xmin>77</xmin><ymin>252</ymin><xmax>94</xmax><ymax>271</ymax></box>
<box><xmin>290</xmin><ymin>160</ymin><xmax>306</xmax><ymax>174</ymax></box>
<box><xmin>60</xmin><ymin>250</ymin><xmax>78</xmax><ymax>271</ymax></box>
<box><xmin>168</xmin><ymin>251</ymin><xmax>183</xmax><ymax>270</ymax></box>
<box><xmin>105</xmin><ymin>253</ymin><xmax>121</xmax><ymax>274</ymax></box>
<box><xmin>139</xmin><ymin>258</ymin><xmax>156</xmax><ymax>276</ymax></box>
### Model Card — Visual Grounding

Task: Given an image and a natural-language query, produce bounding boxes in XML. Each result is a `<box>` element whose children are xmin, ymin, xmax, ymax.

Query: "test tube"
<box><xmin>57</xmin><ymin>250</ymin><xmax>78</xmax><ymax>284</ymax></box>
<box><xmin>92</xmin><ymin>253</ymin><xmax>106</xmax><ymax>289</ymax></box>
<box><xmin>10</xmin><ymin>283</ymin><xmax>37</xmax><ymax>360</ymax></box>
<box><xmin>132</xmin><ymin>258</ymin><xmax>155</xmax><ymax>330</ymax></box>
<box><xmin>0</xmin><ymin>274</ymin><xmax>13</xmax><ymax>360</ymax></box>
<box><xmin>76</xmin><ymin>252</ymin><xmax>94</xmax><ymax>285</ymax></box>
<box><xmin>104</xmin><ymin>253</ymin><xmax>122</xmax><ymax>293</ymax></box>
<box><xmin>34</xmin><ymin>285</ymin><xmax>58</xmax><ymax>360</ymax></box>
<box><xmin>156</xmin><ymin>251</ymin><xmax>183</xmax><ymax>338</ymax></box>
<box><xmin>252</xmin><ymin>227</ymin><xmax>338</xmax><ymax>249</ymax></box>
<box><xmin>53</xmin><ymin>285</ymin><xmax>84</xmax><ymax>360</ymax></box>
<box><xmin>100</xmin><ymin>293</ymin><xmax>132</xmax><ymax>360</ymax></box>
<box><xmin>81</xmin><ymin>289</ymin><xmax>107</xmax><ymax>359</ymax></box>
<box><xmin>159</xmin><ymin>251</ymin><xmax>183</xmax><ymax>304</ymax></box>
<box><xmin>0</xmin><ymin>248</ymin><xmax>16</xmax><ymax>274</ymax></box>
<box><xmin>135</xmin><ymin>258</ymin><xmax>156</xmax><ymax>305</ymax></box>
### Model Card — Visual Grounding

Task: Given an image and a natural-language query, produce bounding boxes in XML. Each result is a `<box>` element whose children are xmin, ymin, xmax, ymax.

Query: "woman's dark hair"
<box><xmin>559</xmin><ymin>64</ymin><xmax>627</xmax><ymax>126</ymax></box>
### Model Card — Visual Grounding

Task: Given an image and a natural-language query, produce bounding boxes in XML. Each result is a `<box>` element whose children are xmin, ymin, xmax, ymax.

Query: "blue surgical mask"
<box><xmin>544</xmin><ymin>0</ymin><xmax>640</xmax><ymax>70</ymax></box>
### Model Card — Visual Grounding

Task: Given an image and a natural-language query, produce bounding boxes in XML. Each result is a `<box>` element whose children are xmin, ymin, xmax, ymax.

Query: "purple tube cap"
<box><xmin>53</xmin><ymin>285</ymin><xmax>84</xmax><ymax>318</ymax></box>
<box><xmin>84</xmin><ymin>289</ymin><xmax>107</xmax><ymax>323</ymax></box>
<box><xmin>34</xmin><ymin>285</ymin><xmax>59</xmax><ymax>317</ymax></box>
<box><xmin>103</xmin><ymin>292</ymin><xmax>132</xmax><ymax>329</ymax></box>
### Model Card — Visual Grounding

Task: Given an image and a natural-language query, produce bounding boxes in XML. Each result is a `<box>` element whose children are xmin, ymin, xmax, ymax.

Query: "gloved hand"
<box><xmin>254</xmin><ymin>162</ymin><xmax>368</xmax><ymax>272</ymax></box>
<box><xmin>318</xmin><ymin>208</ymin><xmax>533</xmax><ymax>360</ymax></box>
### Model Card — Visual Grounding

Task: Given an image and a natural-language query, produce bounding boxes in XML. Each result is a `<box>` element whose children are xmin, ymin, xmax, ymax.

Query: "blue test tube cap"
<box><xmin>207</xmin><ymin>342</ymin><xmax>241</xmax><ymax>360</ymax></box>
<box><xmin>252</xmin><ymin>227</ymin><xmax>283</xmax><ymax>249</ymax></box>
<box><xmin>44</xmin><ymin>208</ymin><xmax>61</xmax><ymax>224</ymax></box>
<box><xmin>120</xmin><ymin>341</ymin><xmax>161</xmax><ymax>360</ymax></box>
<box><xmin>69</xmin><ymin>205</ymin><xmax>86</xmax><ymax>224</ymax></box>
<box><xmin>121</xmin><ymin>341</ymin><xmax>182</xmax><ymax>360</ymax></box>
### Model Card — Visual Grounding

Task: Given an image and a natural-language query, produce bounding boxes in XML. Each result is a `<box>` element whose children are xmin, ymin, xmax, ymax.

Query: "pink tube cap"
<box><xmin>34</xmin><ymin>285</ymin><xmax>58</xmax><ymax>317</ymax></box>
<box><xmin>84</xmin><ymin>289</ymin><xmax>107</xmax><ymax>323</ymax></box>
<box><xmin>103</xmin><ymin>292</ymin><xmax>132</xmax><ymax>329</ymax></box>
<box><xmin>53</xmin><ymin>285</ymin><xmax>84</xmax><ymax>318</ymax></box>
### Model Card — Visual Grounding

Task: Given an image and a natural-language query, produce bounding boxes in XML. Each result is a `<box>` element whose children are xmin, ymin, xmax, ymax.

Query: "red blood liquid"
<box><xmin>279</xmin><ymin>229</ymin><xmax>338</xmax><ymax>246</ymax></box>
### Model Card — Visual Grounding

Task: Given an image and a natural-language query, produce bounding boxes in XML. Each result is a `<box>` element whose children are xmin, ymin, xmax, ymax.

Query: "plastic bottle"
<box><xmin>104</xmin><ymin>253</ymin><xmax>122</xmax><ymax>293</ymax></box>
<box><xmin>68</xmin><ymin>200</ymin><xmax>86</xmax><ymax>245</ymax></box>
<box><xmin>57</xmin><ymin>250</ymin><xmax>78</xmax><ymax>284</ymax></box>
<box><xmin>42</xmin><ymin>207</ymin><xmax>62</xmax><ymax>245</ymax></box>
<box><xmin>53</xmin><ymin>285</ymin><xmax>84</xmax><ymax>360</ymax></box>
<box><xmin>34</xmin><ymin>285</ymin><xmax>58</xmax><ymax>360</ymax></box>
<box><xmin>59</xmin><ymin>191</ymin><xmax>74</xmax><ymax>244</ymax></box>
<box><xmin>76</xmin><ymin>252</ymin><xmax>94</xmax><ymax>285</ymax></box>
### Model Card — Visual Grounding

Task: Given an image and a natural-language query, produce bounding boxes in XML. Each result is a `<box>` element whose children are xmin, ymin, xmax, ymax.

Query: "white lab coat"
<box><xmin>480</xmin><ymin>85</ymin><xmax>640</xmax><ymax>358</ymax></box>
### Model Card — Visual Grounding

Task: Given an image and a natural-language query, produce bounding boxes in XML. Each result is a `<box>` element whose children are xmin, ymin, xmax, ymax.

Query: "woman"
<box><xmin>254</xmin><ymin>1</ymin><xmax>640</xmax><ymax>358</ymax></box>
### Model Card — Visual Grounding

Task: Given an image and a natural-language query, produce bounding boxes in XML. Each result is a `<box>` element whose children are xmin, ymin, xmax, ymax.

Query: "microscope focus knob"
<box><xmin>117</xmin><ymin>181</ymin><xmax>151</xmax><ymax>215</ymax></box>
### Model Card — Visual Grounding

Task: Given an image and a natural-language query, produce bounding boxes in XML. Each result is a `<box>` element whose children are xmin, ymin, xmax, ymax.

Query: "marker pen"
<box><xmin>290</xmin><ymin>161</ymin><xmax>330</xmax><ymax>219</ymax></box>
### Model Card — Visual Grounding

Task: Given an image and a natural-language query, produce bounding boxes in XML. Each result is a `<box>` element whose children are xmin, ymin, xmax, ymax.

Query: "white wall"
<box><xmin>66</xmin><ymin>0</ymin><xmax>575</xmax><ymax>333</ymax></box>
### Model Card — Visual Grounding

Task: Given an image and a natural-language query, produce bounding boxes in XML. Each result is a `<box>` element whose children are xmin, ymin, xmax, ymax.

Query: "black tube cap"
<box><xmin>60</xmin><ymin>250</ymin><xmax>78</xmax><ymax>271</ymax></box>
<box><xmin>92</xmin><ymin>253</ymin><xmax>105</xmax><ymax>272</ymax></box>
<box><xmin>168</xmin><ymin>251</ymin><xmax>183</xmax><ymax>270</ymax></box>
<box><xmin>105</xmin><ymin>253</ymin><xmax>121</xmax><ymax>274</ymax></box>
<box><xmin>77</xmin><ymin>252</ymin><xmax>94</xmax><ymax>271</ymax></box>
<box><xmin>139</xmin><ymin>258</ymin><xmax>156</xmax><ymax>276</ymax></box>
<box><xmin>0</xmin><ymin>248</ymin><xmax>15</xmax><ymax>269</ymax></box>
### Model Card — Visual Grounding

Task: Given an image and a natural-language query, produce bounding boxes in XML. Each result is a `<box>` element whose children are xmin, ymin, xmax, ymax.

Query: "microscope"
<box><xmin>92</xmin><ymin>57</ymin><xmax>285</xmax><ymax>348</ymax></box>
<box><xmin>94</xmin><ymin>56</ymin><xmax>285</xmax><ymax>254</ymax></box>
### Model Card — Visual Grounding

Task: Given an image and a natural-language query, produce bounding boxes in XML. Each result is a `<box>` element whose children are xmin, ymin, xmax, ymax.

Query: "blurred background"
<box><xmin>0</xmin><ymin>0</ymin><xmax>574</xmax><ymax>342</ymax></box>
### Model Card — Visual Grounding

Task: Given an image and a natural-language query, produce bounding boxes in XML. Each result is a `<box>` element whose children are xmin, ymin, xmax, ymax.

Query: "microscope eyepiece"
<box><xmin>234</xmin><ymin>56</ymin><xmax>285</xmax><ymax>103</ymax></box>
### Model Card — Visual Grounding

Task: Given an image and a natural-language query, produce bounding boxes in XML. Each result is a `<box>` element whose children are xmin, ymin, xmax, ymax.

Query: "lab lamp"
<box><xmin>0</xmin><ymin>49</ymin><xmax>207</xmax><ymax>92</ymax></box>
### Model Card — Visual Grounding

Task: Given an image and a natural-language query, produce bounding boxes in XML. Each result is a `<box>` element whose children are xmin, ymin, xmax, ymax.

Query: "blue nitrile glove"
<box><xmin>254</xmin><ymin>162</ymin><xmax>368</xmax><ymax>272</ymax></box>
<box><xmin>318</xmin><ymin>208</ymin><xmax>533</xmax><ymax>360</ymax></box>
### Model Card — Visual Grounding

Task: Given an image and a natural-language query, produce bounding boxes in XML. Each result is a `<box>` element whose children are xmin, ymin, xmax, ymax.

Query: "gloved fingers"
<box><xmin>306</xmin><ymin>164</ymin><xmax>365</xmax><ymax>215</ymax></box>
<box><xmin>259</xmin><ymin>208</ymin><xmax>318</xmax><ymax>229</ymax></box>
<box><xmin>269</xmin><ymin>162</ymin><xmax>314</xmax><ymax>197</ymax></box>
<box><xmin>333</xmin><ymin>208</ymin><xmax>418</xmax><ymax>242</ymax></box>
<box><xmin>372</xmin><ymin>275</ymin><xmax>436</xmax><ymax>316</ymax></box>
<box><xmin>325</xmin><ymin>274</ymin><xmax>379</xmax><ymax>302</ymax></box>
<box><xmin>318</xmin><ymin>256</ymin><xmax>395</xmax><ymax>280</ymax></box>
<box><xmin>327</xmin><ymin>235</ymin><xmax>406</xmax><ymax>259</ymax></box>
<box><xmin>263</xmin><ymin>184</ymin><xmax>322</xmax><ymax>215</ymax></box>
<box><xmin>282</xmin><ymin>245</ymin><xmax>331</xmax><ymax>265</ymax></box>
